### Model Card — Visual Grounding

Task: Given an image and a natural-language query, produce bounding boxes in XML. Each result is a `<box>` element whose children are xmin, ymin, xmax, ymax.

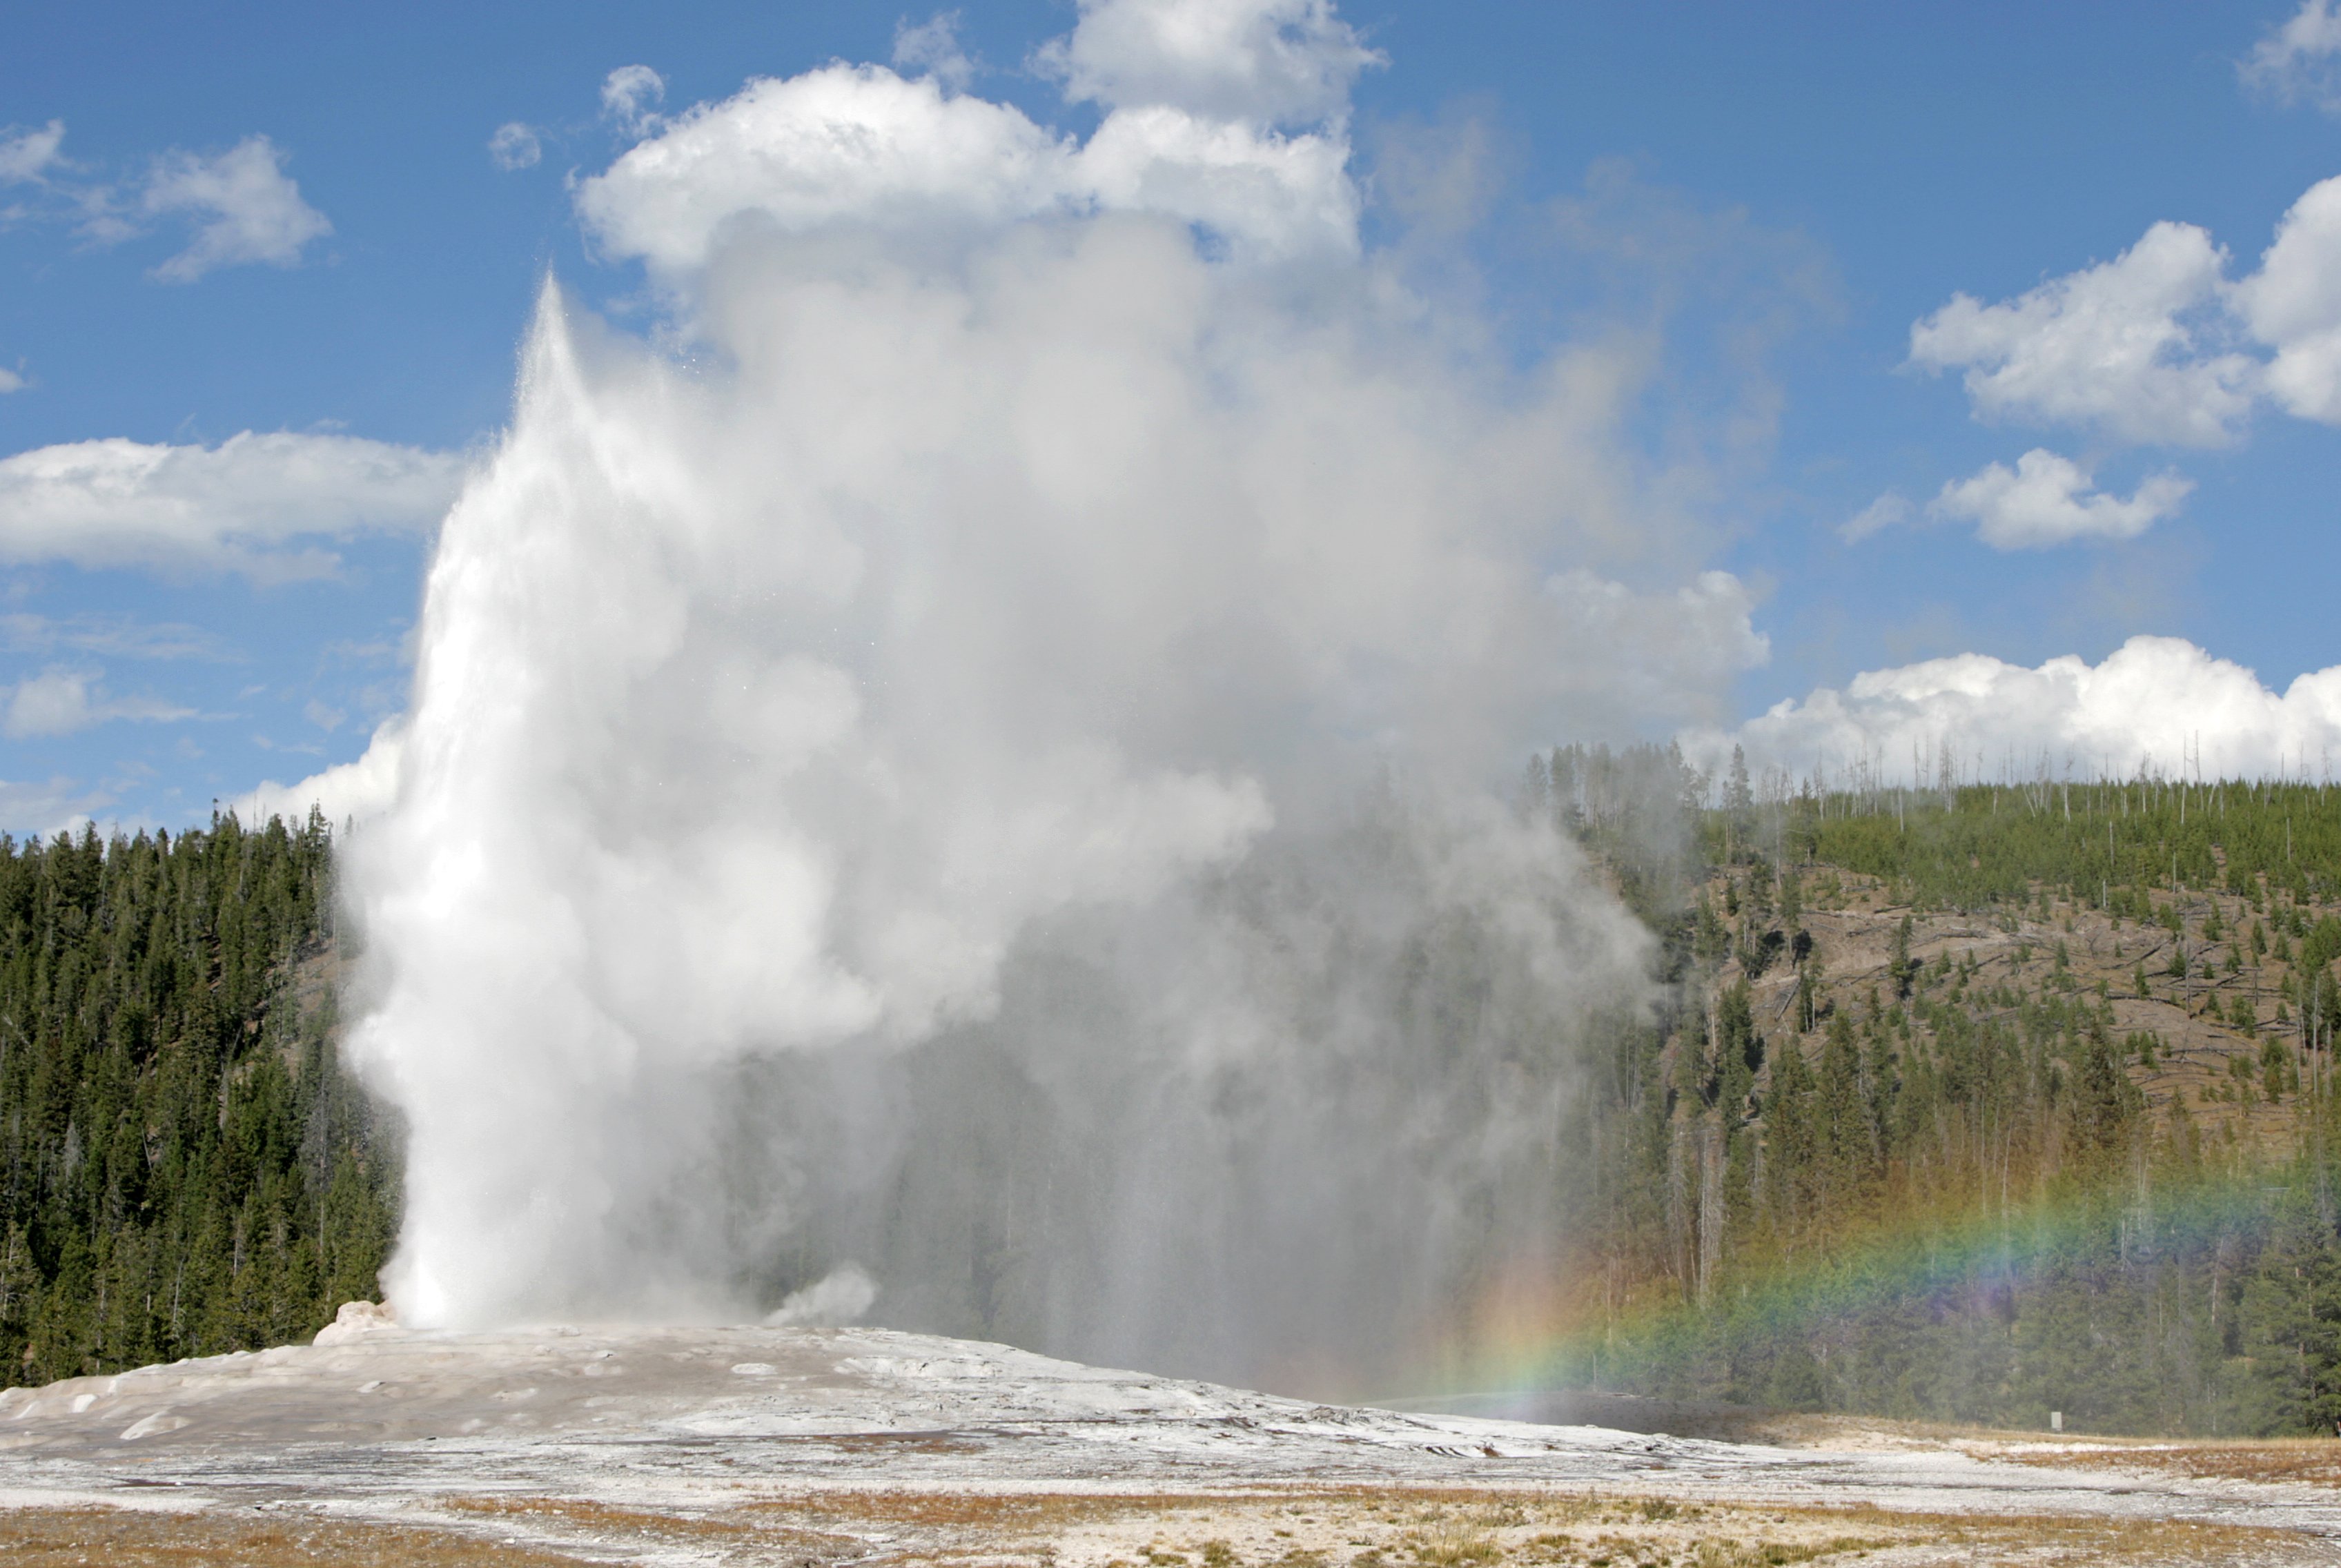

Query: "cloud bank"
<box><xmin>1705</xmin><ymin>636</ymin><xmax>2341</xmax><ymax>785</ymax></box>
<box><xmin>0</xmin><ymin>431</ymin><xmax>463</xmax><ymax>579</ymax></box>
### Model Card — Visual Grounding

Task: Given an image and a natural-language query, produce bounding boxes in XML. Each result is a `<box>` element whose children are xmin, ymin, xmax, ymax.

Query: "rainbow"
<box><xmin>1390</xmin><ymin>1167</ymin><xmax>2324</xmax><ymax>1424</ymax></box>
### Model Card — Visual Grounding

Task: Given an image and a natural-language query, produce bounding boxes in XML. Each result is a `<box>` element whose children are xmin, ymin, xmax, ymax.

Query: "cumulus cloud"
<box><xmin>1928</xmin><ymin>449</ymin><xmax>2191</xmax><ymax>549</ymax></box>
<box><xmin>141</xmin><ymin>135</ymin><xmax>331</xmax><ymax>282</ymax></box>
<box><xmin>1700</xmin><ymin>636</ymin><xmax>2341</xmax><ymax>785</ymax></box>
<box><xmin>576</xmin><ymin>66</ymin><xmax>1075</xmax><ymax>273</ymax></box>
<box><xmin>2242</xmin><ymin>0</ymin><xmax>2341</xmax><ymax>112</ymax></box>
<box><xmin>0</xmin><ymin>430</ymin><xmax>463</xmax><ymax>580</ymax></box>
<box><xmin>1</xmin><ymin>667</ymin><xmax>192</xmax><ymax>740</ymax></box>
<box><xmin>602</xmin><ymin>66</ymin><xmax>667</xmax><ymax>138</ymax></box>
<box><xmin>2233</xmin><ymin>175</ymin><xmax>2341</xmax><ymax>422</ymax></box>
<box><xmin>487</xmin><ymin>122</ymin><xmax>542</xmax><ymax>171</ymax></box>
<box><xmin>574</xmin><ymin>0</ymin><xmax>1371</xmax><ymax>276</ymax></box>
<box><xmin>1035</xmin><ymin>0</ymin><xmax>1383</xmax><ymax>123</ymax></box>
<box><xmin>0</xmin><ymin>120</ymin><xmax>65</xmax><ymax>184</ymax></box>
<box><xmin>1909</xmin><ymin>175</ymin><xmax>2341</xmax><ymax>456</ymax></box>
<box><xmin>1909</xmin><ymin>221</ymin><xmax>2255</xmax><ymax>447</ymax></box>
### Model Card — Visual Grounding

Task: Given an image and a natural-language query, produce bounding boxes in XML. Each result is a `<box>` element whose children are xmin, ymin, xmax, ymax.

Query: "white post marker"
<box><xmin>2050</xmin><ymin>1411</ymin><xmax>2063</xmax><ymax>1433</ymax></box>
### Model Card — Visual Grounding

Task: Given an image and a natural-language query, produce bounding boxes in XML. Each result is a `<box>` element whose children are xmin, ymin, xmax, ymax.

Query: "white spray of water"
<box><xmin>344</xmin><ymin>0</ymin><xmax>1768</xmax><ymax>1380</ymax></box>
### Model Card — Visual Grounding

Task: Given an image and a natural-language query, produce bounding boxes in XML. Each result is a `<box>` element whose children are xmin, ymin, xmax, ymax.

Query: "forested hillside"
<box><xmin>1545</xmin><ymin>747</ymin><xmax>2341</xmax><ymax>1437</ymax></box>
<box><xmin>14</xmin><ymin>765</ymin><xmax>2341</xmax><ymax>1438</ymax></box>
<box><xmin>0</xmin><ymin>814</ymin><xmax>396</xmax><ymax>1386</ymax></box>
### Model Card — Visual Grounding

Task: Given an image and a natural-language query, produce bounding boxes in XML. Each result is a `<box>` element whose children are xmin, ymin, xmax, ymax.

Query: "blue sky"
<box><xmin>5</xmin><ymin>1</ymin><xmax>2341</xmax><ymax>830</ymax></box>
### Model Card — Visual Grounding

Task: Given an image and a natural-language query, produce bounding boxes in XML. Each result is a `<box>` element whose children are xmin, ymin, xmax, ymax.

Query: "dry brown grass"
<box><xmin>747</xmin><ymin>1484</ymin><xmax>2326</xmax><ymax>1568</ymax></box>
<box><xmin>446</xmin><ymin>1493</ymin><xmax>868</xmax><ymax>1558</ymax></box>
<box><xmin>1986</xmin><ymin>1435</ymin><xmax>2341</xmax><ymax>1487</ymax></box>
<box><xmin>4</xmin><ymin>1478</ymin><xmax>2327</xmax><ymax>1567</ymax></box>
<box><xmin>0</xmin><ymin>1506</ymin><xmax>588</xmax><ymax>1567</ymax></box>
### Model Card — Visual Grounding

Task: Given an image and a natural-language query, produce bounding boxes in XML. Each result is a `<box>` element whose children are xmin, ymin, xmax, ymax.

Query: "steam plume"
<box><xmin>344</xmin><ymin>0</ymin><xmax>1759</xmax><ymax>1386</ymax></box>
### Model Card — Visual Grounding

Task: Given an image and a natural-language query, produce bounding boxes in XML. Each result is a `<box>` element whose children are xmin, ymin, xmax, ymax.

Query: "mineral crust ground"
<box><xmin>3</xmin><ymin>1324</ymin><xmax>2337</xmax><ymax>1565</ymax></box>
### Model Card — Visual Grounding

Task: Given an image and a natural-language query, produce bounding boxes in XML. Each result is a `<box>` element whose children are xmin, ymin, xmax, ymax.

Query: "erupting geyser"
<box><xmin>340</xmin><ymin>0</ymin><xmax>1765</xmax><ymax>1390</ymax></box>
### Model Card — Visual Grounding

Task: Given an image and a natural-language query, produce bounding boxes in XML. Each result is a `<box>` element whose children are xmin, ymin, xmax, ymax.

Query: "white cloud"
<box><xmin>1839</xmin><ymin>491</ymin><xmax>1912</xmax><ymax>543</ymax></box>
<box><xmin>0</xmin><ymin>125</ymin><xmax>332</xmax><ymax>284</ymax></box>
<box><xmin>602</xmin><ymin>65</ymin><xmax>667</xmax><ymax>138</ymax></box>
<box><xmin>2</xmin><ymin>667</ymin><xmax>193</xmax><ymax>739</ymax></box>
<box><xmin>894</xmin><ymin>12</ymin><xmax>975</xmax><ymax>92</ymax></box>
<box><xmin>0</xmin><ymin>120</ymin><xmax>64</xmax><ymax>184</ymax></box>
<box><xmin>1077</xmin><ymin>101</ymin><xmax>1360</xmax><ymax>258</ymax></box>
<box><xmin>2242</xmin><ymin>0</ymin><xmax>2341</xmax><ymax>112</ymax></box>
<box><xmin>0</xmin><ymin>366</ymin><xmax>23</xmax><ymax>394</ymax></box>
<box><xmin>1908</xmin><ymin>221</ymin><xmax>2257</xmax><ymax>447</ymax></box>
<box><xmin>1035</xmin><ymin>0</ymin><xmax>1382</xmax><ymax>124</ymax></box>
<box><xmin>575</xmin><ymin>1</ymin><xmax>1369</xmax><ymax>279</ymax></box>
<box><xmin>1928</xmin><ymin>448</ymin><xmax>2191</xmax><ymax>549</ymax></box>
<box><xmin>0</xmin><ymin>430</ymin><xmax>463</xmax><ymax>580</ymax></box>
<box><xmin>575</xmin><ymin>65</ymin><xmax>1077</xmax><ymax>275</ymax></box>
<box><xmin>488</xmin><ymin>122</ymin><xmax>542</xmax><ymax>172</ymax></box>
<box><xmin>141</xmin><ymin>135</ymin><xmax>331</xmax><ymax>282</ymax></box>
<box><xmin>235</xmin><ymin>718</ymin><xmax>404</xmax><ymax>827</ymax></box>
<box><xmin>1908</xmin><ymin>174</ymin><xmax>2341</xmax><ymax>455</ymax></box>
<box><xmin>1713</xmin><ymin>636</ymin><xmax>2341</xmax><ymax>786</ymax></box>
<box><xmin>1698</xmin><ymin>636</ymin><xmax>2341</xmax><ymax>785</ymax></box>
<box><xmin>2233</xmin><ymin>174</ymin><xmax>2341</xmax><ymax>422</ymax></box>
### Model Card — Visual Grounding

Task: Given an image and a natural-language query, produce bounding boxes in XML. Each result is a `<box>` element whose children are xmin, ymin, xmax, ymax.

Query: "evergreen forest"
<box><xmin>0</xmin><ymin>813</ymin><xmax>396</xmax><ymax>1386</ymax></box>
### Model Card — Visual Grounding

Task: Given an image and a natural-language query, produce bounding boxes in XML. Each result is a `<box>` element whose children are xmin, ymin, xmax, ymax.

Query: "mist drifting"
<box><xmin>342</xmin><ymin>0</ymin><xmax>1763</xmax><ymax>1389</ymax></box>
